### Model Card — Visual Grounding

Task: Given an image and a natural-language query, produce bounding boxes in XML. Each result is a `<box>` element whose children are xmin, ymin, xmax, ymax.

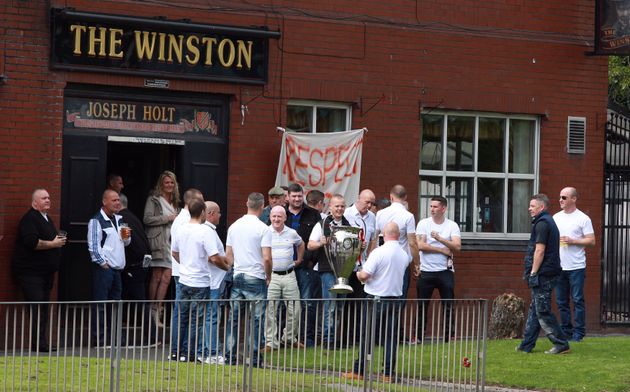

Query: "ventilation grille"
<box><xmin>567</xmin><ymin>116</ymin><xmax>586</xmax><ymax>154</ymax></box>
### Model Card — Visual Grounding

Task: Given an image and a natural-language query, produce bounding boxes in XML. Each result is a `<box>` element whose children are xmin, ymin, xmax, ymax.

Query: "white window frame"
<box><xmin>287</xmin><ymin>100</ymin><xmax>352</xmax><ymax>133</ymax></box>
<box><xmin>420</xmin><ymin>110</ymin><xmax>541</xmax><ymax>240</ymax></box>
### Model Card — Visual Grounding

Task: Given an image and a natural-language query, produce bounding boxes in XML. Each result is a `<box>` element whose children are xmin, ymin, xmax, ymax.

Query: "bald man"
<box><xmin>553</xmin><ymin>187</ymin><xmax>595</xmax><ymax>342</ymax></box>
<box><xmin>264</xmin><ymin>205</ymin><xmax>305</xmax><ymax>351</ymax></box>
<box><xmin>343</xmin><ymin>222</ymin><xmax>410</xmax><ymax>382</ymax></box>
<box><xmin>12</xmin><ymin>189</ymin><xmax>67</xmax><ymax>352</ymax></box>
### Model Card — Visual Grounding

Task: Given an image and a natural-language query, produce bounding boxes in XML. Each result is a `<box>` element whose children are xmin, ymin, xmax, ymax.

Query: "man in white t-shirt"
<box><xmin>375</xmin><ymin>185</ymin><xmax>420</xmax><ymax>298</ymax></box>
<box><xmin>202</xmin><ymin>201</ymin><xmax>227</xmax><ymax>364</ymax></box>
<box><xmin>343</xmin><ymin>222</ymin><xmax>410</xmax><ymax>382</ymax></box>
<box><xmin>264</xmin><ymin>206</ymin><xmax>305</xmax><ymax>351</ymax></box>
<box><xmin>168</xmin><ymin>188</ymin><xmax>203</xmax><ymax>360</ymax></box>
<box><xmin>416</xmin><ymin>196</ymin><xmax>461</xmax><ymax>342</ymax></box>
<box><xmin>224</xmin><ymin>192</ymin><xmax>272</xmax><ymax>367</ymax></box>
<box><xmin>171</xmin><ymin>199</ymin><xmax>228</xmax><ymax>362</ymax></box>
<box><xmin>553</xmin><ymin>187</ymin><xmax>595</xmax><ymax>342</ymax></box>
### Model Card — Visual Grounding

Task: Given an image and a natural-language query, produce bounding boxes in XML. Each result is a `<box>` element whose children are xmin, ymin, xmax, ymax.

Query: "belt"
<box><xmin>272</xmin><ymin>266</ymin><xmax>294</xmax><ymax>275</ymax></box>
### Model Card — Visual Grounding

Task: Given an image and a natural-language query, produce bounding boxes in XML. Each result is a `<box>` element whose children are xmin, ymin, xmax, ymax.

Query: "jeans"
<box><xmin>91</xmin><ymin>265</ymin><xmax>122</xmax><ymax>346</ymax></box>
<box><xmin>179</xmin><ymin>284</ymin><xmax>210</xmax><ymax>358</ymax></box>
<box><xmin>519</xmin><ymin>275</ymin><xmax>568</xmax><ymax>352</ymax></box>
<box><xmin>354</xmin><ymin>297</ymin><xmax>400</xmax><ymax>376</ymax></box>
<box><xmin>170</xmin><ymin>276</ymin><xmax>188</xmax><ymax>356</ymax></box>
<box><xmin>224</xmin><ymin>274</ymin><xmax>267</xmax><ymax>366</ymax></box>
<box><xmin>203</xmin><ymin>287</ymin><xmax>223</xmax><ymax>357</ymax></box>
<box><xmin>320</xmin><ymin>271</ymin><xmax>344</xmax><ymax>343</ymax></box>
<box><xmin>295</xmin><ymin>267</ymin><xmax>319</xmax><ymax>346</ymax></box>
<box><xmin>555</xmin><ymin>268</ymin><xmax>586</xmax><ymax>340</ymax></box>
<box><xmin>416</xmin><ymin>270</ymin><xmax>455</xmax><ymax>340</ymax></box>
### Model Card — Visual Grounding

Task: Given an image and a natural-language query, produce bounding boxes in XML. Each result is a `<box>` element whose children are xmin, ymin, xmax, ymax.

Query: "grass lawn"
<box><xmin>485</xmin><ymin>336</ymin><xmax>630</xmax><ymax>392</ymax></box>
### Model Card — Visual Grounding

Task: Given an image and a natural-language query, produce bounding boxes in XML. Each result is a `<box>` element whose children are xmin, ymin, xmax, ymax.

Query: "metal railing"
<box><xmin>0</xmin><ymin>298</ymin><xmax>487</xmax><ymax>391</ymax></box>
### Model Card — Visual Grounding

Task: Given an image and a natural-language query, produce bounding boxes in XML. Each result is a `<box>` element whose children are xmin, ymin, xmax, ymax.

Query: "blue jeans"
<box><xmin>320</xmin><ymin>272</ymin><xmax>344</xmax><ymax>343</ymax></box>
<box><xmin>354</xmin><ymin>298</ymin><xmax>400</xmax><ymax>376</ymax></box>
<box><xmin>224</xmin><ymin>274</ymin><xmax>267</xmax><ymax>366</ymax></box>
<box><xmin>555</xmin><ymin>268</ymin><xmax>586</xmax><ymax>340</ymax></box>
<box><xmin>179</xmin><ymin>284</ymin><xmax>210</xmax><ymax>358</ymax></box>
<box><xmin>203</xmin><ymin>287</ymin><xmax>224</xmax><ymax>357</ymax></box>
<box><xmin>295</xmin><ymin>267</ymin><xmax>319</xmax><ymax>346</ymax></box>
<box><xmin>519</xmin><ymin>275</ymin><xmax>568</xmax><ymax>352</ymax></box>
<box><xmin>170</xmin><ymin>276</ymin><xmax>188</xmax><ymax>356</ymax></box>
<box><xmin>91</xmin><ymin>265</ymin><xmax>122</xmax><ymax>345</ymax></box>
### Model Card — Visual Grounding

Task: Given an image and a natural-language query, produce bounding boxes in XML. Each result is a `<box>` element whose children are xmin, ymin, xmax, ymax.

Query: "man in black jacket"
<box><xmin>285</xmin><ymin>183</ymin><xmax>322</xmax><ymax>346</ymax></box>
<box><xmin>12</xmin><ymin>189</ymin><xmax>67</xmax><ymax>352</ymax></box>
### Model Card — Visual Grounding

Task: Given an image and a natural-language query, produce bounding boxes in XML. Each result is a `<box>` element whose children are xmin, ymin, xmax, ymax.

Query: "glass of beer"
<box><xmin>120</xmin><ymin>223</ymin><xmax>131</xmax><ymax>240</ymax></box>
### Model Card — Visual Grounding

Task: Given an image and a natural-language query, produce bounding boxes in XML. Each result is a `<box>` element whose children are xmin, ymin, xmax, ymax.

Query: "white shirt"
<box><xmin>204</xmin><ymin>221</ymin><xmax>227</xmax><ymax>290</ymax></box>
<box><xmin>553</xmin><ymin>209</ymin><xmax>594</xmax><ymax>270</ymax></box>
<box><xmin>308</xmin><ymin>218</ymin><xmax>344</xmax><ymax>242</ymax></box>
<box><xmin>363</xmin><ymin>240</ymin><xmax>410</xmax><ymax>297</ymax></box>
<box><xmin>226</xmin><ymin>214</ymin><xmax>272</xmax><ymax>280</ymax></box>
<box><xmin>375</xmin><ymin>202</ymin><xmax>415</xmax><ymax>262</ymax></box>
<box><xmin>170</xmin><ymin>209</ymin><xmax>191</xmax><ymax>277</ymax></box>
<box><xmin>172</xmin><ymin>223</ymin><xmax>219</xmax><ymax>288</ymax></box>
<box><xmin>416</xmin><ymin>217</ymin><xmax>461</xmax><ymax>272</ymax></box>
<box><xmin>270</xmin><ymin>225</ymin><xmax>303</xmax><ymax>271</ymax></box>
<box><xmin>344</xmin><ymin>205</ymin><xmax>376</xmax><ymax>263</ymax></box>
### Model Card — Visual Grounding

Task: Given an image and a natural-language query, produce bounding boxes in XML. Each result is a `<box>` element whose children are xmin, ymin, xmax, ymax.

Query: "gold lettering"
<box><xmin>185</xmin><ymin>35</ymin><xmax>200</xmax><ymax>65</ymax></box>
<box><xmin>128</xmin><ymin>104</ymin><xmax>136</xmax><ymax>120</ymax></box>
<box><xmin>143</xmin><ymin>105</ymin><xmax>152</xmax><ymax>121</ymax></box>
<box><xmin>236</xmin><ymin>40</ymin><xmax>253</xmax><ymax>69</ymax></box>
<box><xmin>167</xmin><ymin>107</ymin><xmax>176</xmax><ymax>122</ymax></box>
<box><xmin>201</xmin><ymin>37</ymin><xmax>217</xmax><ymax>65</ymax></box>
<box><xmin>218</xmin><ymin>38</ymin><xmax>235</xmax><ymax>67</ymax></box>
<box><xmin>157</xmin><ymin>33</ymin><xmax>167</xmax><ymax>62</ymax></box>
<box><xmin>167</xmin><ymin>34</ymin><xmax>184</xmax><ymax>63</ymax></box>
<box><xmin>86</xmin><ymin>101</ymin><xmax>94</xmax><ymax>117</ymax></box>
<box><xmin>102</xmin><ymin>102</ymin><xmax>110</xmax><ymax>118</ymax></box>
<box><xmin>91</xmin><ymin>102</ymin><xmax>102</xmax><ymax>117</ymax></box>
<box><xmin>70</xmin><ymin>25</ymin><xmax>87</xmax><ymax>55</ymax></box>
<box><xmin>110</xmin><ymin>103</ymin><xmax>118</xmax><ymax>118</ymax></box>
<box><xmin>109</xmin><ymin>28</ymin><xmax>123</xmax><ymax>59</ymax></box>
<box><xmin>88</xmin><ymin>26</ymin><xmax>108</xmax><ymax>57</ymax></box>
<box><xmin>135</xmin><ymin>31</ymin><xmax>157</xmax><ymax>60</ymax></box>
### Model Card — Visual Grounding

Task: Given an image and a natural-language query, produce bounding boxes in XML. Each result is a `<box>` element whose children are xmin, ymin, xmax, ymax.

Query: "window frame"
<box><xmin>420</xmin><ymin>110</ymin><xmax>541</xmax><ymax>240</ymax></box>
<box><xmin>286</xmin><ymin>100</ymin><xmax>353</xmax><ymax>133</ymax></box>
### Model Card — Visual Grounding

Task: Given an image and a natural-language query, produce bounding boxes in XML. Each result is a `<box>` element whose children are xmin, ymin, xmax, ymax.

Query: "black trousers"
<box><xmin>415</xmin><ymin>270</ymin><xmax>455</xmax><ymax>340</ymax></box>
<box><xmin>15</xmin><ymin>273</ymin><xmax>55</xmax><ymax>349</ymax></box>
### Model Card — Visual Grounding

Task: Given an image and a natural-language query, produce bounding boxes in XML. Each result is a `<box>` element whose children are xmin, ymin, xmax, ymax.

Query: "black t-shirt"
<box><xmin>534</xmin><ymin>219</ymin><xmax>551</xmax><ymax>245</ymax></box>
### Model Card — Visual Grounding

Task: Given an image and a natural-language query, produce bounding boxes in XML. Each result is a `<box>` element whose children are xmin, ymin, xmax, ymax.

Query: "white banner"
<box><xmin>275</xmin><ymin>128</ymin><xmax>365</xmax><ymax>205</ymax></box>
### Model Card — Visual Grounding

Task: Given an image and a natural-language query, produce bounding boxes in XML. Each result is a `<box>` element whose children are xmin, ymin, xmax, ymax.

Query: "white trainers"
<box><xmin>204</xmin><ymin>355</ymin><xmax>225</xmax><ymax>365</ymax></box>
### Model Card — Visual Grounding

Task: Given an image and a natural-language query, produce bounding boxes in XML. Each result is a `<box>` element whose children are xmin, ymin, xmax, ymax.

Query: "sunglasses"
<box><xmin>559</xmin><ymin>196</ymin><xmax>568</xmax><ymax>200</ymax></box>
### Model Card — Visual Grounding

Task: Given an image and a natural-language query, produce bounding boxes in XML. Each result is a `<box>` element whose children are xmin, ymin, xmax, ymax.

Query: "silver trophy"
<box><xmin>323</xmin><ymin>225</ymin><xmax>363</xmax><ymax>294</ymax></box>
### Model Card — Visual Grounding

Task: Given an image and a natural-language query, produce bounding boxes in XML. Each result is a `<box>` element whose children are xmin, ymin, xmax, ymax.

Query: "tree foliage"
<box><xmin>609</xmin><ymin>55</ymin><xmax>630</xmax><ymax>108</ymax></box>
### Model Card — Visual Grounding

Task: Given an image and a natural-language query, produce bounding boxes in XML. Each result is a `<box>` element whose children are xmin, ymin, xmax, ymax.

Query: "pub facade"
<box><xmin>0</xmin><ymin>1</ymin><xmax>612</xmax><ymax>331</ymax></box>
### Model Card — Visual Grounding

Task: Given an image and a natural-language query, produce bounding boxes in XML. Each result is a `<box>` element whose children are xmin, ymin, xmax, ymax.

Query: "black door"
<box><xmin>59</xmin><ymin>134</ymin><xmax>107</xmax><ymax>301</ymax></box>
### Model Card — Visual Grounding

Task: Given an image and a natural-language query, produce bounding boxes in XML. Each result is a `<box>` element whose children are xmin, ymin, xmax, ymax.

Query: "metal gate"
<box><xmin>602</xmin><ymin>111</ymin><xmax>630</xmax><ymax>325</ymax></box>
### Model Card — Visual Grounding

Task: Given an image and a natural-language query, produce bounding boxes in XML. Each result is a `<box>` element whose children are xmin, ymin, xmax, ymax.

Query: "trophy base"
<box><xmin>329</xmin><ymin>278</ymin><xmax>354</xmax><ymax>294</ymax></box>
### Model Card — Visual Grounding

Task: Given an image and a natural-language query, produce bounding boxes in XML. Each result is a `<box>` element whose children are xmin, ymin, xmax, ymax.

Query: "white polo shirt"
<box><xmin>344</xmin><ymin>205</ymin><xmax>376</xmax><ymax>263</ymax></box>
<box><xmin>553</xmin><ymin>209</ymin><xmax>594</xmax><ymax>270</ymax></box>
<box><xmin>172</xmin><ymin>223</ymin><xmax>219</xmax><ymax>288</ymax></box>
<box><xmin>204</xmin><ymin>221</ymin><xmax>227</xmax><ymax>290</ymax></box>
<box><xmin>363</xmin><ymin>240</ymin><xmax>410</xmax><ymax>297</ymax></box>
<box><xmin>375</xmin><ymin>202</ymin><xmax>415</xmax><ymax>262</ymax></box>
<box><xmin>170</xmin><ymin>208</ymin><xmax>191</xmax><ymax>278</ymax></box>
<box><xmin>270</xmin><ymin>225</ymin><xmax>303</xmax><ymax>271</ymax></box>
<box><xmin>416</xmin><ymin>217</ymin><xmax>461</xmax><ymax>272</ymax></box>
<box><xmin>226</xmin><ymin>214</ymin><xmax>272</xmax><ymax>280</ymax></box>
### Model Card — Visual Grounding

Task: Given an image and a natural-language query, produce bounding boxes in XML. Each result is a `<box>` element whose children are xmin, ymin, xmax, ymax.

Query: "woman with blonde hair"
<box><xmin>144</xmin><ymin>170</ymin><xmax>180</xmax><ymax>326</ymax></box>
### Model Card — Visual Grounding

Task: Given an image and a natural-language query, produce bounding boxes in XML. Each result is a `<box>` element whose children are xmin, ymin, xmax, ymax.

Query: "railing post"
<box><xmin>111</xmin><ymin>300</ymin><xmax>123</xmax><ymax>392</ymax></box>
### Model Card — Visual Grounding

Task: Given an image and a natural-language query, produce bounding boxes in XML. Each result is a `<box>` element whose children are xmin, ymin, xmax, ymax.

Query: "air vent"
<box><xmin>567</xmin><ymin>116</ymin><xmax>586</xmax><ymax>154</ymax></box>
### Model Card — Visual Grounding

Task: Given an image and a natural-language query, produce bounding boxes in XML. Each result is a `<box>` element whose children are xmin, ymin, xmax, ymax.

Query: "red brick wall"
<box><xmin>0</xmin><ymin>0</ymin><xmax>612</xmax><ymax>331</ymax></box>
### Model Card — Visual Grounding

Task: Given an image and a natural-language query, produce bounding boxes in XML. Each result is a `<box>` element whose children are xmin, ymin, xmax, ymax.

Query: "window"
<box><xmin>420</xmin><ymin>112</ymin><xmax>539</xmax><ymax>237</ymax></box>
<box><xmin>286</xmin><ymin>100</ymin><xmax>352</xmax><ymax>133</ymax></box>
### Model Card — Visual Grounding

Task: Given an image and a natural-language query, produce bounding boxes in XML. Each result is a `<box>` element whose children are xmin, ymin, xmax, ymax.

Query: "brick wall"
<box><xmin>0</xmin><ymin>0</ymin><xmax>612</xmax><ymax>331</ymax></box>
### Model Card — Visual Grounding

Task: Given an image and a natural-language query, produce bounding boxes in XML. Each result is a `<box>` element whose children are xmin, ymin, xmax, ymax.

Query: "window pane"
<box><xmin>419</xmin><ymin>176</ymin><xmax>442</xmax><ymax>219</ymax></box>
<box><xmin>477</xmin><ymin>178</ymin><xmax>504</xmax><ymax>233</ymax></box>
<box><xmin>421</xmin><ymin>114</ymin><xmax>444</xmax><ymax>170</ymax></box>
<box><xmin>508</xmin><ymin>179</ymin><xmax>534</xmax><ymax>233</ymax></box>
<box><xmin>445</xmin><ymin>177</ymin><xmax>474</xmax><ymax>232</ymax></box>
<box><xmin>286</xmin><ymin>105</ymin><xmax>313</xmax><ymax>133</ymax></box>
<box><xmin>447</xmin><ymin>116</ymin><xmax>474</xmax><ymax>171</ymax></box>
<box><xmin>478</xmin><ymin>117</ymin><xmax>505</xmax><ymax>172</ymax></box>
<box><xmin>316</xmin><ymin>107</ymin><xmax>346</xmax><ymax>133</ymax></box>
<box><xmin>509</xmin><ymin>119</ymin><xmax>535</xmax><ymax>173</ymax></box>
